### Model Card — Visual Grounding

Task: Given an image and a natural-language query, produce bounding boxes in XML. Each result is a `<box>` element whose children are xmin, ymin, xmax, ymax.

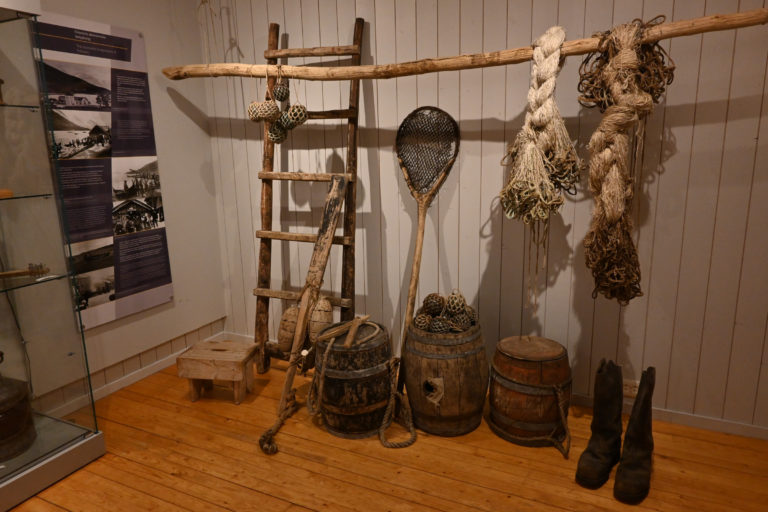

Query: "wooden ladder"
<box><xmin>254</xmin><ymin>18</ymin><xmax>364</xmax><ymax>373</ymax></box>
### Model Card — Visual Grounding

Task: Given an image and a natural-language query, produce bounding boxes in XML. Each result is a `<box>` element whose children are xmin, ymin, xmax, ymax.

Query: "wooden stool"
<box><xmin>177</xmin><ymin>339</ymin><xmax>257</xmax><ymax>404</ymax></box>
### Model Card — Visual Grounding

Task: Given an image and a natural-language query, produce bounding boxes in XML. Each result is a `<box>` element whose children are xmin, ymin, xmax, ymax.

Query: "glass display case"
<box><xmin>0</xmin><ymin>7</ymin><xmax>104</xmax><ymax>509</ymax></box>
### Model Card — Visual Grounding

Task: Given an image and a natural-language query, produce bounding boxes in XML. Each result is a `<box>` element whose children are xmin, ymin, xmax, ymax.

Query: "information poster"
<box><xmin>36</xmin><ymin>13</ymin><xmax>172</xmax><ymax>329</ymax></box>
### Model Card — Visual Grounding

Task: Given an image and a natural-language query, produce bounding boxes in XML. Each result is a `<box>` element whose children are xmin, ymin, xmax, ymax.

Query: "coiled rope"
<box><xmin>378</xmin><ymin>358</ymin><xmax>417</xmax><ymax>448</ymax></box>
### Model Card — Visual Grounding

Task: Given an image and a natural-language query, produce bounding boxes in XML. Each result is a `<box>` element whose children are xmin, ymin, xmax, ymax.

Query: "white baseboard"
<box><xmin>45</xmin><ymin>347</ymin><xmax>187</xmax><ymax>419</ymax></box>
<box><xmin>571</xmin><ymin>393</ymin><xmax>768</xmax><ymax>440</ymax></box>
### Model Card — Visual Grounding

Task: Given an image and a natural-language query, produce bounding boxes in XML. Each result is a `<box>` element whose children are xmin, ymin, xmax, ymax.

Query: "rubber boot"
<box><xmin>575</xmin><ymin>359</ymin><xmax>623</xmax><ymax>489</ymax></box>
<box><xmin>613</xmin><ymin>366</ymin><xmax>655</xmax><ymax>504</ymax></box>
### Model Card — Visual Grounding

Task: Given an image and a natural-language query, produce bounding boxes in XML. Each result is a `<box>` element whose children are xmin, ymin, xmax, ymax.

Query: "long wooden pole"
<box><xmin>163</xmin><ymin>8</ymin><xmax>767</xmax><ymax>81</ymax></box>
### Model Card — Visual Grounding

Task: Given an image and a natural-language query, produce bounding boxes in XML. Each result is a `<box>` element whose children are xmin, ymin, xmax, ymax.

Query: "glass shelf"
<box><xmin>1</xmin><ymin>271</ymin><xmax>69</xmax><ymax>294</ymax></box>
<box><xmin>0</xmin><ymin>104</ymin><xmax>40</xmax><ymax>110</ymax></box>
<box><xmin>0</xmin><ymin>193</ymin><xmax>53</xmax><ymax>202</ymax></box>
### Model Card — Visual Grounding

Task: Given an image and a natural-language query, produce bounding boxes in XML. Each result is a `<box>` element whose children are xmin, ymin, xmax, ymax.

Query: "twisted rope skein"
<box><xmin>528</xmin><ymin>27</ymin><xmax>580</xmax><ymax>195</ymax></box>
<box><xmin>500</xmin><ymin>26</ymin><xmax>579</xmax><ymax>231</ymax></box>
<box><xmin>582</xmin><ymin>21</ymin><xmax>657</xmax><ymax>304</ymax></box>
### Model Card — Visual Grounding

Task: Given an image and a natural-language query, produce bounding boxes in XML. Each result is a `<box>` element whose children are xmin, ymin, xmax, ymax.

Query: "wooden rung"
<box><xmin>256</xmin><ymin>230</ymin><xmax>352</xmax><ymax>246</ymax></box>
<box><xmin>264</xmin><ymin>45</ymin><xmax>359</xmax><ymax>59</ymax></box>
<box><xmin>253</xmin><ymin>288</ymin><xmax>353</xmax><ymax>308</ymax></box>
<box><xmin>307</xmin><ymin>109</ymin><xmax>356</xmax><ymax>120</ymax></box>
<box><xmin>258</xmin><ymin>172</ymin><xmax>356</xmax><ymax>182</ymax></box>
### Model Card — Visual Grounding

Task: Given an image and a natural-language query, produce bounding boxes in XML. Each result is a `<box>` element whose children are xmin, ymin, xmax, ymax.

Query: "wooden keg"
<box><xmin>403</xmin><ymin>323</ymin><xmax>489</xmax><ymax>436</ymax></box>
<box><xmin>315</xmin><ymin>321</ymin><xmax>391</xmax><ymax>439</ymax></box>
<box><xmin>0</xmin><ymin>377</ymin><xmax>37</xmax><ymax>462</ymax></box>
<box><xmin>488</xmin><ymin>336</ymin><xmax>572</xmax><ymax>457</ymax></box>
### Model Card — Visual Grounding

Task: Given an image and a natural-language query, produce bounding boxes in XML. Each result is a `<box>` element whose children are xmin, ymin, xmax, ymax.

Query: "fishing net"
<box><xmin>396</xmin><ymin>107</ymin><xmax>460</xmax><ymax>196</ymax></box>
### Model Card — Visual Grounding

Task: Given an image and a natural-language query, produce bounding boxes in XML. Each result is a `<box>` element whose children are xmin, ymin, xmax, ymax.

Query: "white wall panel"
<box><xmin>478</xmin><ymin>0</ymin><xmax>509</xmax><ymax>357</ymax></box>
<box><xmin>498</xmin><ymin>0</ymin><xmax>530</xmax><ymax>354</ymax></box>
<box><xmin>648</xmin><ymin>0</ymin><xmax>705</xmax><ymax>411</ymax></box>
<box><xmin>729</xmin><ymin>56</ymin><xmax>768</xmax><ymax>425</ymax></box>
<box><xmin>619</xmin><ymin>0</ymin><xmax>674</xmax><ymax>386</ymax></box>
<box><xmin>695</xmin><ymin>0</ymin><xmax>767</xmax><ymax>419</ymax></box>
<box><xmin>415</xmin><ymin>0</ymin><xmax>439</xmax><ymax>312</ymax></box>
<box><xmin>551</xmin><ymin>0</ymin><xmax>588</xmax><ymax>397</ymax></box>
<box><xmin>436</xmin><ymin>0</ymin><xmax>461</xmax><ymax>302</ymax></box>
<box><xmin>197</xmin><ymin>0</ymin><xmax>768</xmax><ymax>430</ymax></box>
<box><xmin>355</xmin><ymin>0</ymin><xmax>383</xmax><ymax>320</ymax></box>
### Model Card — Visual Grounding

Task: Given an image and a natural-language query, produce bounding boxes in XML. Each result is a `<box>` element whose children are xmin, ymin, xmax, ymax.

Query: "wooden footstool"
<box><xmin>177</xmin><ymin>339</ymin><xmax>258</xmax><ymax>404</ymax></box>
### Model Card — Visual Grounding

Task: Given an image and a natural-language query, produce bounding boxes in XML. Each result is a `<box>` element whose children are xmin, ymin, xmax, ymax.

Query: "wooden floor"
<box><xmin>13</xmin><ymin>362</ymin><xmax>768</xmax><ymax>512</ymax></box>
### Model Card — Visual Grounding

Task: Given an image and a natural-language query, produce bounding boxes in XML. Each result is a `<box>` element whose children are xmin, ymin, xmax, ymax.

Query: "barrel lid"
<box><xmin>0</xmin><ymin>377</ymin><xmax>29</xmax><ymax>412</ymax></box>
<box><xmin>497</xmin><ymin>336</ymin><xmax>566</xmax><ymax>361</ymax></box>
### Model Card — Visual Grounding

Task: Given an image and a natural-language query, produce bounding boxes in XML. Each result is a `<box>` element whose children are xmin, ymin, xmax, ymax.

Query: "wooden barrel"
<box><xmin>488</xmin><ymin>336</ymin><xmax>572</xmax><ymax>457</ymax></box>
<box><xmin>403</xmin><ymin>323</ymin><xmax>489</xmax><ymax>436</ymax></box>
<box><xmin>0</xmin><ymin>377</ymin><xmax>36</xmax><ymax>462</ymax></box>
<box><xmin>315</xmin><ymin>321</ymin><xmax>391</xmax><ymax>439</ymax></box>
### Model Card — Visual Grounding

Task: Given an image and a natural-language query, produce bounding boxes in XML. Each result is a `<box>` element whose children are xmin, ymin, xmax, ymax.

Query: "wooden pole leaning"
<box><xmin>276</xmin><ymin>175</ymin><xmax>348</xmax><ymax>413</ymax></box>
<box><xmin>163</xmin><ymin>8</ymin><xmax>768</xmax><ymax>82</ymax></box>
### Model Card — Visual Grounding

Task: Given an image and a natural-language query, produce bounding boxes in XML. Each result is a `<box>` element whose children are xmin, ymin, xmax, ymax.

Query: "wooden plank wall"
<box><xmin>195</xmin><ymin>0</ymin><xmax>768</xmax><ymax>429</ymax></box>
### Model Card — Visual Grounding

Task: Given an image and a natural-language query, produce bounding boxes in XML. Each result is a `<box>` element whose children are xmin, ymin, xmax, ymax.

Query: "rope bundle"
<box><xmin>579</xmin><ymin>18</ymin><xmax>674</xmax><ymax>304</ymax></box>
<box><xmin>500</xmin><ymin>26</ymin><xmax>579</xmax><ymax>239</ymax></box>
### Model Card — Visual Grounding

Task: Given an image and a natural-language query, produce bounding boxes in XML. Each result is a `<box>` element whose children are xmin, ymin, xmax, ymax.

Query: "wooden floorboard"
<box><xmin>13</xmin><ymin>363</ymin><xmax>768</xmax><ymax>512</ymax></box>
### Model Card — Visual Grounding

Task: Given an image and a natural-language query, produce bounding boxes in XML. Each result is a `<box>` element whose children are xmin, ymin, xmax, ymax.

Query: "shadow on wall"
<box><xmin>162</xmin><ymin>95</ymin><xmax>755</xmax><ymax>149</ymax></box>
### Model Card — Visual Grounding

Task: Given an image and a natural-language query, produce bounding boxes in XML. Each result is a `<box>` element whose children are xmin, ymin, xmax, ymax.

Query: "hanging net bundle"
<box><xmin>578</xmin><ymin>17</ymin><xmax>674</xmax><ymax>305</ymax></box>
<box><xmin>500</xmin><ymin>26</ymin><xmax>580</xmax><ymax>244</ymax></box>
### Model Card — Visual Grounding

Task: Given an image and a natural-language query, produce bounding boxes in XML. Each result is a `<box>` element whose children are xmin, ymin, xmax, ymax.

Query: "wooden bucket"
<box><xmin>488</xmin><ymin>336</ymin><xmax>572</xmax><ymax>457</ymax></box>
<box><xmin>315</xmin><ymin>321</ymin><xmax>391</xmax><ymax>439</ymax></box>
<box><xmin>403</xmin><ymin>323</ymin><xmax>489</xmax><ymax>436</ymax></box>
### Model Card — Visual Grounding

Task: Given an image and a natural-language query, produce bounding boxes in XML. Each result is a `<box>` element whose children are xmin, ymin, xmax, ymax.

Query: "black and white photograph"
<box><xmin>69</xmin><ymin>236</ymin><xmax>114</xmax><ymax>276</ymax></box>
<box><xmin>50</xmin><ymin>109</ymin><xmax>111</xmax><ymax>159</ymax></box>
<box><xmin>43</xmin><ymin>59</ymin><xmax>111</xmax><ymax>110</ymax></box>
<box><xmin>111</xmin><ymin>156</ymin><xmax>164</xmax><ymax>236</ymax></box>
<box><xmin>73</xmin><ymin>266</ymin><xmax>115</xmax><ymax>311</ymax></box>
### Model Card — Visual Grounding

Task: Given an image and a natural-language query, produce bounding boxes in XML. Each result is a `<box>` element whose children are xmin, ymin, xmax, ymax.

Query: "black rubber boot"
<box><xmin>614</xmin><ymin>366</ymin><xmax>655</xmax><ymax>505</ymax></box>
<box><xmin>575</xmin><ymin>359</ymin><xmax>623</xmax><ymax>489</ymax></box>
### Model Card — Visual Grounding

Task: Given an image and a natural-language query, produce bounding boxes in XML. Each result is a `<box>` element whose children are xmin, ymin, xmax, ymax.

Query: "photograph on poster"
<box><xmin>111</xmin><ymin>156</ymin><xmax>163</xmax><ymax>236</ymax></box>
<box><xmin>73</xmin><ymin>266</ymin><xmax>115</xmax><ymax>311</ymax></box>
<box><xmin>50</xmin><ymin>109</ymin><xmax>111</xmax><ymax>159</ymax></box>
<box><xmin>69</xmin><ymin>236</ymin><xmax>114</xmax><ymax>275</ymax></box>
<box><xmin>42</xmin><ymin>60</ymin><xmax>111</xmax><ymax>110</ymax></box>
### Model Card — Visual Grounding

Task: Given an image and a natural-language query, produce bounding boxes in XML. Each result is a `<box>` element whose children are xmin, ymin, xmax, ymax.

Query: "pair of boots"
<box><xmin>575</xmin><ymin>359</ymin><xmax>655</xmax><ymax>505</ymax></box>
